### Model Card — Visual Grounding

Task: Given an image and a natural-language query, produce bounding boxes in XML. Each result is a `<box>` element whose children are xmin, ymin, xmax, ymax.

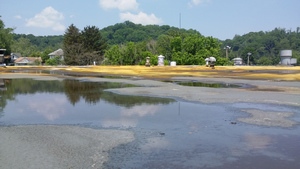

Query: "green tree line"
<box><xmin>104</xmin><ymin>33</ymin><xmax>224</xmax><ymax>66</ymax></box>
<box><xmin>1</xmin><ymin>15</ymin><xmax>300</xmax><ymax>66</ymax></box>
<box><xmin>221</xmin><ymin>28</ymin><xmax>300</xmax><ymax>65</ymax></box>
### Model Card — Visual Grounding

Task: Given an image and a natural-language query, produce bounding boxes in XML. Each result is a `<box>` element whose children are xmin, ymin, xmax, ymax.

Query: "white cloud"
<box><xmin>121</xmin><ymin>105</ymin><xmax>161</xmax><ymax>117</ymax></box>
<box><xmin>99</xmin><ymin>0</ymin><xmax>139</xmax><ymax>11</ymax></box>
<box><xmin>26</xmin><ymin>6</ymin><xmax>65</xmax><ymax>31</ymax></box>
<box><xmin>14</xmin><ymin>15</ymin><xmax>22</xmax><ymax>19</ymax></box>
<box><xmin>120</xmin><ymin>12</ymin><xmax>163</xmax><ymax>25</ymax></box>
<box><xmin>189</xmin><ymin>0</ymin><xmax>211</xmax><ymax>7</ymax></box>
<box><xmin>28</xmin><ymin>94</ymin><xmax>68</xmax><ymax>121</ymax></box>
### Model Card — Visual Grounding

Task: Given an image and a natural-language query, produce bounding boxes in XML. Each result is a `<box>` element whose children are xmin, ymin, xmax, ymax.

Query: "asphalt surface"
<box><xmin>0</xmin><ymin>73</ymin><xmax>299</xmax><ymax>168</ymax></box>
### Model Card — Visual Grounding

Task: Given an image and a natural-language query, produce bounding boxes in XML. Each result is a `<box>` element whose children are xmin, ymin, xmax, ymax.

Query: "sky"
<box><xmin>0</xmin><ymin>0</ymin><xmax>299</xmax><ymax>40</ymax></box>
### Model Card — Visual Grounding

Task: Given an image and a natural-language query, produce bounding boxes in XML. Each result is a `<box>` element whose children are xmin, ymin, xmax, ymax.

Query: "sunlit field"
<box><xmin>1</xmin><ymin>65</ymin><xmax>300</xmax><ymax>81</ymax></box>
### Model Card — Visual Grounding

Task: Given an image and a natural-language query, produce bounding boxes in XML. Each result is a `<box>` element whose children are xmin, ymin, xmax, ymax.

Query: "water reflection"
<box><xmin>28</xmin><ymin>93</ymin><xmax>68</xmax><ymax>121</ymax></box>
<box><xmin>1</xmin><ymin>78</ymin><xmax>299</xmax><ymax>168</ymax></box>
<box><xmin>244</xmin><ymin>133</ymin><xmax>272</xmax><ymax>149</ymax></box>
<box><xmin>121</xmin><ymin>104</ymin><xmax>162</xmax><ymax>117</ymax></box>
<box><xmin>0</xmin><ymin>78</ymin><xmax>175</xmax><ymax>122</ymax></box>
<box><xmin>162</xmin><ymin>80</ymin><xmax>242</xmax><ymax>88</ymax></box>
<box><xmin>178</xmin><ymin>81</ymin><xmax>241</xmax><ymax>88</ymax></box>
<box><xmin>101</xmin><ymin>104</ymin><xmax>164</xmax><ymax>128</ymax></box>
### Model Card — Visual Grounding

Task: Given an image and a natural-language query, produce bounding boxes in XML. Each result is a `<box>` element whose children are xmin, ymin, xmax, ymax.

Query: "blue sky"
<box><xmin>1</xmin><ymin>0</ymin><xmax>299</xmax><ymax>40</ymax></box>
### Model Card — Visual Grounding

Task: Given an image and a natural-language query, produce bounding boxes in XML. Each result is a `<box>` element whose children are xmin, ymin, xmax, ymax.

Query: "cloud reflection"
<box><xmin>121</xmin><ymin>104</ymin><xmax>162</xmax><ymax>117</ymax></box>
<box><xmin>28</xmin><ymin>94</ymin><xmax>68</xmax><ymax>121</ymax></box>
<box><xmin>101</xmin><ymin>104</ymin><xmax>162</xmax><ymax>128</ymax></box>
<box><xmin>244</xmin><ymin>133</ymin><xmax>272</xmax><ymax>149</ymax></box>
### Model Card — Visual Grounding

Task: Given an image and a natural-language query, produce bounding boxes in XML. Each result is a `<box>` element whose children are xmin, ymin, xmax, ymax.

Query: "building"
<box><xmin>0</xmin><ymin>49</ymin><xmax>6</xmax><ymax>64</ymax></box>
<box><xmin>233</xmin><ymin>57</ymin><xmax>243</xmax><ymax>66</ymax></box>
<box><xmin>48</xmin><ymin>48</ymin><xmax>64</xmax><ymax>60</ymax></box>
<box><xmin>280</xmin><ymin>50</ymin><xmax>297</xmax><ymax>65</ymax></box>
<box><xmin>11</xmin><ymin>53</ymin><xmax>22</xmax><ymax>62</ymax></box>
<box><xmin>14</xmin><ymin>57</ymin><xmax>42</xmax><ymax>66</ymax></box>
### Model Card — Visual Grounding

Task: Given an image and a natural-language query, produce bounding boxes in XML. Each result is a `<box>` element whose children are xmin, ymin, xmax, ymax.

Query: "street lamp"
<box><xmin>247</xmin><ymin>52</ymin><xmax>252</xmax><ymax>66</ymax></box>
<box><xmin>224</xmin><ymin>46</ymin><xmax>231</xmax><ymax>58</ymax></box>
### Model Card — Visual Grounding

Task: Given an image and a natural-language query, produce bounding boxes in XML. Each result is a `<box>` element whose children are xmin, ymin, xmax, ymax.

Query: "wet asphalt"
<box><xmin>0</xmin><ymin>74</ymin><xmax>299</xmax><ymax>169</ymax></box>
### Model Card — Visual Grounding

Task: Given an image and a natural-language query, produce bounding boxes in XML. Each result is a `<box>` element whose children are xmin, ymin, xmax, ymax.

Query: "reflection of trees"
<box><xmin>0</xmin><ymin>78</ymin><xmax>175</xmax><ymax>117</ymax></box>
<box><xmin>100</xmin><ymin>91</ymin><xmax>175</xmax><ymax>108</ymax></box>
<box><xmin>63</xmin><ymin>80</ymin><xmax>103</xmax><ymax>105</ymax></box>
<box><xmin>4</xmin><ymin>79</ymin><xmax>65</xmax><ymax>94</ymax></box>
<box><xmin>0</xmin><ymin>79</ymin><xmax>13</xmax><ymax>118</ymax></box>
<box><xmin>0</xmin><ymin>79</ymin><xmax>64</xmax><ymax>118</ymax></box>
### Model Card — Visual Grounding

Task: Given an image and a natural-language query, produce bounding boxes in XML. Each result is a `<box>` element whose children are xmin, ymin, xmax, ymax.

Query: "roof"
<box><xmin>48</xmin><ymin>48</ymin><xmax>64</xmax><ymax>56</ymax></box>
<box><xmin>14</xmin><ymin>57</ymin><xmax>42</xmax><ymax>63</ymax></box>
<box><xmin>233</xmin><ymin>58</ymin><xmax>243</xmax><ymax>61</ymax></box>
<box><xmin>11</xmin><ymin>53</ymin><xmax>22</xmax><ymax>58</ymax></box>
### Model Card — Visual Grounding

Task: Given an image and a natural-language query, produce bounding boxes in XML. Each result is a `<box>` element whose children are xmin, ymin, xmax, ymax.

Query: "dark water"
<box><xmin>0</xmin><ymin>78</ymin><xmax>299</xmax><ymax>169</ymax></box>
<box><xmin>162</xmin><ymin>80</ymin><xmax>246</xmax><ymax>88</ymax></box>
<box><xmin>178</xmin><ymin>81</ymin><xmax>241</xmax><ymax>88</ymax></box>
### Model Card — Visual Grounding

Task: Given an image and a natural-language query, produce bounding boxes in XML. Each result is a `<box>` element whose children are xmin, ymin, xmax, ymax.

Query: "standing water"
<box><xmin>0</xmin><ymin>78</ymin><xmax>299</xmax><ymax>169</ymax></box>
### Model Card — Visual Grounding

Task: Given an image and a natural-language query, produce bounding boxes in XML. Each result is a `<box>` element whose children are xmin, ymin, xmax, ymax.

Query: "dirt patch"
<box><xmin>240</xmin><ymin>86</ymin><xmax>300</xmax><ymax>94</ymax></box>
<box><xmin>0</xmin><ymin>125</ymin><xmax>134</xmax><ymax>169</ymax></box>
<box><xmin>237</xmin><ymin>109</ymin><xmax>298</xmax><ymax>127</ymax></box>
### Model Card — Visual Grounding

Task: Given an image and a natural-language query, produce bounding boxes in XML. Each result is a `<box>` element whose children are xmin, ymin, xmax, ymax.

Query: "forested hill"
<box><xmin>221</xmin><ymin>28</ymin><xmax>300</xmax><ymax>65</ymax></box>
<box><xmin>13</xmin><ymin>21</ymin><xmax>200</xmax><ymax>48</ymax></box>
<box><xmin>101</xmin><ymin>21</ymin><xmax>200</xmax><ymax>45</ymax></box>
<box><xmin>13</xmin><ymin>34</ymin><xmax>63</xmax><ymax>51</ymax></box>
<box><xmin>11</xmin><ymin>21</ymin><xmax>300</xmax><ymax>66</ymax></box>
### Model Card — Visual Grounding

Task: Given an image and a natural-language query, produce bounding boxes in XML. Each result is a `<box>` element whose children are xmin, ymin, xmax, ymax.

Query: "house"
<box><xmin>14</xmin><ymin>57</ymin><xmax>42</xmax><ymax>66</ymax></box>
<box><xmin>49</xmin><ymin>48</ymin><xmax>64</xmax><ymax>60</ymax></box>
<box><xmin>0</xmin><ymin>49</ymin><xmax>6</xmax><ymax>64</ymax></box>
<box><xmin>11</xmin><ymin>53</ymin><xmax>22</xmax><ymax>62</ymax></box>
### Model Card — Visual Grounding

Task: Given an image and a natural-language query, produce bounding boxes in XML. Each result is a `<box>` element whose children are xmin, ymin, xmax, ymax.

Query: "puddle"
<box><xmin>163</xmin><ymin>80</ymin><xmax>243</xmax><ymax>88</ymax></box>
<box><xmin>178</xmin><ymin>81</ymin><xmax>242</xmax><ymax>88</ymax></box>
<box><xmin>1</xmin><ymin>69</ymin><xmax>130</xmax><ymax>79</ymax></box>
<box><xmin>0</xmin><ymin>78</ymin><xmax>299</xmax><ymax>168</ymax></box>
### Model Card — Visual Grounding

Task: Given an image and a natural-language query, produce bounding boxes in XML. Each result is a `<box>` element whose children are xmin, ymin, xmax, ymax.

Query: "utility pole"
<box><xmin>247</xmin><ymin>52</ymin><xmax>251</xmax><ymax>66</ymax></box>
<box><xmin>224</xmin><ymin>46</ymin><xmax>231</xmax><ymax>58</ymax></box>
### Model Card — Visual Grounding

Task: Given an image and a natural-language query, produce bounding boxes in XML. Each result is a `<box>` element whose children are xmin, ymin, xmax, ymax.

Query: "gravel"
<box><xmin>0</xmin><ymin>125</ymin><xmax>134</xmax><ymax>169</ymax></box>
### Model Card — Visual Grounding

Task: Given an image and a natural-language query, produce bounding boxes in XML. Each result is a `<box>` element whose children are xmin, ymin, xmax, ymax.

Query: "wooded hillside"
<box><xmin>3</xmin><ymin>19</ymin><xmax>299</xmax><ymax>66</ymax></box>
<box><xmin>221</xmin><ymin>28</ymin><xmax>300</xmax><ymax>65</ymax></box>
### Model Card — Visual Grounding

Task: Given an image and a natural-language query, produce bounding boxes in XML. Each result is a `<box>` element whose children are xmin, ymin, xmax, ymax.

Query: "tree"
<box><xmin>256</xmin><ymin>56</ymin><xmax>273</xmax><ymax>65</ymax></box>
<box><xmin>41</xmin><ymin>49</ymin><xmax>53</xmax><ymax>63</ymax></box>
<box><xmin>81</xmin><ymin>26</ymin><xmax>107</xmax><ymax>54</ymax></box>
<box><xmin>81</xmin><ymin>26</ymin><xmax>107</xmax><ymax>64</ymax></box>
<box><xmin>221</xmin><ymin>27</ymin><xmax>300</xmax><ymax>65</ymax></box>
<box><xmin>11</xmin><ymin>37</ymin><xmax>38</xmax><ymax>56</ymax></box>
<box><xmin>240</xmin><ymin>47</ymin><xmax>256</xmax><ymax>65</ymax></box>
<box><xmin>170</xmin><ymin>37</ymin><xmax>182</xmax><ymax>52</ymax></box>
<box><xmin>64</xmin><ymin>24</ymin><xmax>108</xmax><ymax>65</ymax></box>
<box><xmin>156</xmin><ymin>34</ymin><xmax>173</xmax><ymax>60</ymax></box>
<box><xmin>104</xmin><ymin>45</ymin><xmax>123</xmax><ymax>65</ymax></box>
<box><xmin>45</xmin><ymin>56</ymin><xmax>62</xmax><ymax>65</ymax></box>
<box><xmin>122</xmin><ymin>42</ymin><xmax>136</xmax><ymax>65</ymax></box>
<box><xmin>63</xmin><ymin>24</ymin><xmax>82</xmax><ymax>65</ymax></box>
<box><xmin>0</xmin><ymin>16</ymin><xmax>14</xmax><ymax>55</ymax></box>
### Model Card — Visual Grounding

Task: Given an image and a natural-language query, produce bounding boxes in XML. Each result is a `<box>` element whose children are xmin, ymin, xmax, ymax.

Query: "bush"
<box><xmin>45</xmin><ymin>56</ymin><xmax>62</xmax><ymax>65</ymax></box>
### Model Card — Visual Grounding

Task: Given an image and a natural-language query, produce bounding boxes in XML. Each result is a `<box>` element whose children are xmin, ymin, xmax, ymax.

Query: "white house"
<box><xmin>48</xmin><ymin>49</ymin><xmax>64</xmax><ymax>60</ymax></box>
<box><xmin>14</xmin><ymin>57</ymin><xmax>42</xmax><ymax>66</ymax></box>
<box><xmin>10</xmin><ymin>53</ymin><xmax>22</xmax><ymax>62</ymax></box>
